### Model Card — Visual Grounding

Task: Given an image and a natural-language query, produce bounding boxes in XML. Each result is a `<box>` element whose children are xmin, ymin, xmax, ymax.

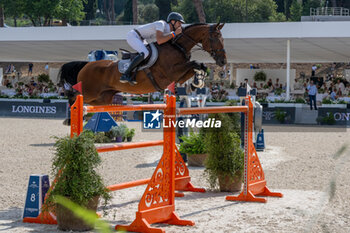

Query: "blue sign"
<box><xmin>255</xmin><ymin>129</ymin><xmax>265</xmax><ymax>151</ymax></box>
<box><xmin>143</xmin><ymin>110</ymin><xmax>162</xmax><ymax>129</ymax></box>
<box><xmin>23</xmin><ymin>174</ymin><xmax>50</xmax><ymax>219</ymax></box>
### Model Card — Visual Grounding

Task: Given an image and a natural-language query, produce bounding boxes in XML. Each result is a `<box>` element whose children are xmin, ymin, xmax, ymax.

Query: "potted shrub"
<box><xmin>110</xmin><ymin>124</ymin><xmax>127</xmax><ymax>142</ymax></box>
<box><xmin>204</xmin><ymin>113</ymin><xmax>244</xmax><ymax>192</ymax></box>
<box><xmin>126</xmin><ymin>128</ymin><xmax>135</xmax><ymax>142</ymax></box>
<box><xmin>44</xmin><ymin>130</ymin><xmax>111</xmax><ymax>231</ymax></box>
<box><xmin>179</xmin><ymin>131</ymin><xmax>207</xmax><ymax>167</ymax></box>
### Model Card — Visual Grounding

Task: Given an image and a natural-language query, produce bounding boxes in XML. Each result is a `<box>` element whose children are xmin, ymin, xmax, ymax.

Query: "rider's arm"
<box><xmin>156</xmin><ymin>27</ymin><xmax>182</xmax><ymax>45</ymax></box>
<box><xmin>156</xmin><ymin>30</ymin><xmax>174</xmax><ymax>45</ymax></box>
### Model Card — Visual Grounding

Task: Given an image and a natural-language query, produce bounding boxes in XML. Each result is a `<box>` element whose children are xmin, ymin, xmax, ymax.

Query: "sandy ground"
<box><xmin>0</xmin><ymin>118</ymin><xmax>349</xmax><ymax>233</ymax></box>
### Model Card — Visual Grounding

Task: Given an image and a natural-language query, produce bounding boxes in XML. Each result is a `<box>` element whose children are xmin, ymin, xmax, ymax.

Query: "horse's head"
<box><xmin>201</xmin><ymin>23</ymin><xmax>227</xmax><ymax>67</ymax></box>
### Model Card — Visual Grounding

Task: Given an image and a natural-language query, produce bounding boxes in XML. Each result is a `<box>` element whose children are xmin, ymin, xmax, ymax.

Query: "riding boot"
<box><xmin>120</xmin><ymin>52</ymin><xmax>145</xmax><ymax>84</ymax></box>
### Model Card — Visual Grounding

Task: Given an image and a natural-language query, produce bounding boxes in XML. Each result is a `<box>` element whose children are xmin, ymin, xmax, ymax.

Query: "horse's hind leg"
<box><xmin>89</xmin><ymin>90</ymin><xmax>118</xmax><ymax>106</ymax></box>
<box><xmin>63</xmin><ymin>90</ymin><xmax>79</xmax><ymax>126</ymax></box>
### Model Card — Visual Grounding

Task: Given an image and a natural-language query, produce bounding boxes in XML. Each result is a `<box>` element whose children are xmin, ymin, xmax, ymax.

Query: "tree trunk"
<box><xmin>109</xmin><ymin>0</ymin><xmax>115</xmax><ymax>24</ymax></box>
<box><xmin>132</xmin><ymin>0</ymin><xmax>138</xmax><ymax>24</ymax></box>
<box><xmin>0</xmin><ymin>7</ymin><xmax>4</xmax><ymax>27</ymax></box>
<box><xmin>62</xmin><ymin>19</ymin><xmax>67</xmax><ymax>26</ymax></box>
<box><xmin>14</xmin><ymin>17</ymin><xmax>17</xmax><ymax>27</ymax></box>
<box><xmin>193</xmin><ymin>0</ymin><xmax>206</xmax><ymax>23</ymax></box>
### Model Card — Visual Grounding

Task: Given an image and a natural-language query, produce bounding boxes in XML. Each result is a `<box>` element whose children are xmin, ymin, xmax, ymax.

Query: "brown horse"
<box><xmin>59</xmin><ymin>23</ymin><xmax>226</xmax><ymax>107</ymax></box>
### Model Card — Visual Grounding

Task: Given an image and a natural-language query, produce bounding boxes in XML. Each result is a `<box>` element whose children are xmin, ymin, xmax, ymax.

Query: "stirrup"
<box><xmin>120</xmin><ymin>75</ymin><xmax>131</xmax><ymax>83</ymax></box>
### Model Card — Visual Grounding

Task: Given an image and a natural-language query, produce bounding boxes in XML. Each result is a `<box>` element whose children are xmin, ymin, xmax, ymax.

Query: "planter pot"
<box><xmin>187</xmin><ymin>153</ymin><xmax>208</xmax><ymax>167</ymax></box>
<box><xmin>116</xmin><ymin>136</ymin><xmax>123</xmax><ymax>142</ymax></box>
<box><xmin>127</xmin><ymin>137</ymin><xmax>133</xmax><ymax>142</ymax></box>
<box><xmin>218</xmin><ymin>173</ymin><xmax>243</xmax><ymax>192</ymax></box>
<box><xmin>56</xmin><ymin>196</ymin><xmax>99</xmax><ymax>231</ymax></box>
<box><xmin>321</xmin><ymin>104</ymin><xmax>347</xmax><ymax>109</ymax></box>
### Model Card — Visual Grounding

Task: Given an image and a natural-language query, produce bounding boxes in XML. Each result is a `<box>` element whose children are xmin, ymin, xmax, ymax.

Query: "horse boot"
<box><xmin>120</xmin><ymin>52</ymin><xmax>145</xmax><ymax>85</ymax></box>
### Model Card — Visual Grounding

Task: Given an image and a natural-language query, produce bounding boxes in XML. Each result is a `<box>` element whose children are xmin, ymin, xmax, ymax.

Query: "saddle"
<box><xmin>118</xmin><ymin>43</ymin><xmax>159</xmax><ymax>74</ymax></box>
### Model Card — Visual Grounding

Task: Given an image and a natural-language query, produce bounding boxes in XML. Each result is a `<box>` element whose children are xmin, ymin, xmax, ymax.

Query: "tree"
<box><xmin>173</xmin><ymin>0</ymin><xmax>198</xmax><ymax>23</ymax></box>
<box><xmin>193</xmin><ymin>0</ymin><xmax>205</xmax><ymax>23</ymax></box>
<box><xmin>138</xmin><ymin>3</ymin><xmax>158</xmax><ymax>23</ymax></box>
<box><xmin>83</xmin><ymin>0</ymin><xmax>97</xmax><ymax>20</ymax></box>
<box><xmin>132</xmin><ymin>0</ymin><xmax>137</xmax><ymax>24</ymax></box>
<box><xmin>55</xmin><ymin>0</ymin><xmax>86</xmax><ymax>26</ymax></box>
<box><xmin>290</xmin><ymin>0</ymin><xmax>302</xmax><ymax>21</ymax></box>
<box><xmin>155</xmin><ymin>0</ymin><xmax>177</xmax><ymax>21</ymax></box>
<box><xmin>0</xmin><ymin>5</ymin><xmax>4</xmax><ymax>27</ymax></box>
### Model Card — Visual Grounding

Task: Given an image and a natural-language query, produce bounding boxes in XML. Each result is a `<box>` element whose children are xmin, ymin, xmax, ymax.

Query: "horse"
<box><xmin>59</xmin><ymin>23</ymin><xmax>226</xmax><ymax>108</ymax></box>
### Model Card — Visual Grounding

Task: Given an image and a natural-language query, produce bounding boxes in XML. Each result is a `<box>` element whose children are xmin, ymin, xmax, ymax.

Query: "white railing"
<box><xmin>310</xmin><ymin>7</ymin><xmax>350</xmax><ymax>16</ymax></box>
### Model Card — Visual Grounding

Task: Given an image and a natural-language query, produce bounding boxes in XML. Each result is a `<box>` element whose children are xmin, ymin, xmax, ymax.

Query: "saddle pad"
<box><xmin>118</xmin><ymin>43</ymin><xmax>158</xmax><ymax>74</ymax></box>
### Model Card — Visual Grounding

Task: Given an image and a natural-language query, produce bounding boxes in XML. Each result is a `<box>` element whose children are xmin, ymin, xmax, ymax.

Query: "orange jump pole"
<box><xmin>225</xmin><ymin>96</ymin><xmax>283</xmax><ymax>203</ymax></box>
<box><xmin>116</xmin><ymin>95</ymin><xmax>195</xmax><ymax>233</ymax></box>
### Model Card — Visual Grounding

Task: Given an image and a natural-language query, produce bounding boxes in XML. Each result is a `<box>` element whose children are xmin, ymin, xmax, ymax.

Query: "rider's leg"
<box><xmin>120</xmin><ymin>31</ymin><xmax>149</xmax><ymax>84</ymax></box>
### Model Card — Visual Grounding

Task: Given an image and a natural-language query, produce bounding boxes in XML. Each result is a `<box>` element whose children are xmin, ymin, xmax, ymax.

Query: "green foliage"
<box><xmin>45</xmin><ymin>130</ymin><xmax>111</xmax><ymax>212</ymax></box>
<box><xmin>274</xmin><ymin>88</ymin><xmax>283</xmax><ymax>96</ymax></box>
<box><xmin>155</xmin><ymin>0</ymin><xmax>176</xmax><ymax>21</ymax></box>
<box><xmin>321</xmin><ymin>113</ymin><xmax>336</xmax><ymax>125</ymax></box>
<box><xmin>172</xmin><ymin>0</ymin><xmax>198</xmax><ymax>23</ymax></box>
<box><xmin>225</xmin><ymin>100</ymin><xmax>241</xmax><ymax>137</ymax></box>
<box><xmin>254</xmin><ymin>71</ymin><xmax>267</xmax><ymax>82</ymax></box>
<box><xmin>274</xmin><ymin>109</ymin><xmax>286</xmax><ymax>123</ymax></box>
<box><xmin>295</xmin><ymin>97</ymin><xmax>306</xmax><ymax>104</ymax></box>
<box><xmin>55</xmin><ymin>0</ymin><xmax>87</xmax><ymax>24</ymax></box>
<box><xmin>126</xmin><ymin>128</ymin><xmax>135</xmax><ymax>138</ymax></box>
<box><xmin>54</xmin><ymin>195</ymin><xmax>111</xmax><ymax>233</ymax></box>
<box><xmin>110</xmin><ymin>124</ymin><xmax>128</xmax><ymax>138</ymax></box>
<box><xmin>138</xmin><ymin>3</ymin><xmax>159</xmax><ymax>23</ymax></box>
<box><xmin>322</xmin><ymin>98</ymin><xmax>333</xmax><ymax>104</ymax></box>
<box><xmin>203</xmin><ymin>0</ymin><xmax>281</xmax><ymax>23</ymax></box>
<box><xmin>290</xmin><ymin>0</ymin><xmax>302</xmax><ymax>21</ymax></box>
<box><xmin>94</xmin><ymin>132</ymin><xmax>111</xmax><ymax>143</ymax></box>
<box><xmin>179</xmin><ymin>131</ymin><xmax>206</xmax><ymax>155</ymax></box>
<box><xmin>37</xmin><ymin>73</ymin><xmax>50</xmax><ymax>83</ymax></box>
<box><xmin>204</xmin><ymin>113</ymin><xmax>244</xmax><ymax>189</ymax></box>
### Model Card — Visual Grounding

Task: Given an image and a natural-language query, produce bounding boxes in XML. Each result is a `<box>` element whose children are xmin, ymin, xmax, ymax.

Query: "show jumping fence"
<box><xmin>23</xmin><ymin>94</ymin><xmax>282</xmax><ymax>233</ymax></box>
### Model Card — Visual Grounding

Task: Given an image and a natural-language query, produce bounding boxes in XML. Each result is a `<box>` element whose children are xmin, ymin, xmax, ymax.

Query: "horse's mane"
<box><xmin>183</xmin><ymin>23</ymin><xmax>208</xmax><ymax>31</ymax></box>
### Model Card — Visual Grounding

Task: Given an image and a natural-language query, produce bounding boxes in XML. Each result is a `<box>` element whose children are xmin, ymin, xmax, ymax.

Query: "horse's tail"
<box><xmin>58</xmin><ymin>61</ymin><xmax>88</xmax><ymax>107</ymax></box>
<box><xmin>58</xmin><ymin>61</ymin><xmax>88</xmax><ymax>88</ymax></box>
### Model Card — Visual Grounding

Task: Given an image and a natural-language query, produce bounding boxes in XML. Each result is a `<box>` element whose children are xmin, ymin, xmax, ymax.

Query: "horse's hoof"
<box><xmin>63</xmin><ymin>119</ymin><xmax>71</xmax><ymax>126</ymax></box>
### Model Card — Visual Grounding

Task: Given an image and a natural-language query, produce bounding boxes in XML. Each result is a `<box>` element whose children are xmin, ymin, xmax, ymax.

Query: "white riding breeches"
<box><xmin>126</xmin><ymin>30</ymin><xmax>150</xmax><ymax>58</ymax></box>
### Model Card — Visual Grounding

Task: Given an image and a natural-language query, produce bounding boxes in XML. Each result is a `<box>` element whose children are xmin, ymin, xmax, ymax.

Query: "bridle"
<box><xmin>172</xmin><ymin>24</ymin><xmax>226</xmax><ymax>61</ymax></box>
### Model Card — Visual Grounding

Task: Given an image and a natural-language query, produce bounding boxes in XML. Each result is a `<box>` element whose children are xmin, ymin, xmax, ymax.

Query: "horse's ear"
<box><xmin>216</xmin><ymin>23</ymin><xmax>225</xmax><ymax>30</ymax></box>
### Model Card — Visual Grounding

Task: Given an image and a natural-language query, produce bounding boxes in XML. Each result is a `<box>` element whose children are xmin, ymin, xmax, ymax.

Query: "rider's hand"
<box><xmin>174</xmin><ymin>26</ymin><xmax>182</xmax><ymax>36</ymax></box>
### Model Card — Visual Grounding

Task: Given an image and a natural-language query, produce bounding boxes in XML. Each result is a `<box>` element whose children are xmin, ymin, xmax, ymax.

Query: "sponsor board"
<box><xmin>0</xmin><ymin>99</ymin><xmax>68</xmax><ymax>118</ymax></box>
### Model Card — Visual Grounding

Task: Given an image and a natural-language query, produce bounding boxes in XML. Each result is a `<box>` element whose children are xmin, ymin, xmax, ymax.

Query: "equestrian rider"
<box><xmin>120</xmin><ymin>12</ymin><xmax>185</xmax><ymax>84</ymax></box>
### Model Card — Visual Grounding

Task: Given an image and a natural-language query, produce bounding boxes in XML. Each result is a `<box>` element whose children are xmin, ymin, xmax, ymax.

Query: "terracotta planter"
<box><xmin>218</xmin><ymin>173</ymin><xmax>243</xmax><ymax>192</ymax></box>
<box><xmin>56</xmin><ymin>196</ymin><xmax>99</xmax><ymax>231</ymax></box>
<box><xmin>187</xmin><ymin>153</ymin><xmax>208</xmax><ymax>167</ymax></box>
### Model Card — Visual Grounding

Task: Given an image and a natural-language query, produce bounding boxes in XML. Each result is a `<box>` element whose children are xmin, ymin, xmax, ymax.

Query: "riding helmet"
<box><xmin>167</xmin><ymin>12</ymin><xmax>185</xmax><ymax>23</ymax></box>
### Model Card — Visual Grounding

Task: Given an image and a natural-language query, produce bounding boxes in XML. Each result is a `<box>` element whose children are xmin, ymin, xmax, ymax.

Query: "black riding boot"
<box><xmin>120</xmin><ymin>52</ymin><xmax>145</xmax><ymax>84</ymax></box>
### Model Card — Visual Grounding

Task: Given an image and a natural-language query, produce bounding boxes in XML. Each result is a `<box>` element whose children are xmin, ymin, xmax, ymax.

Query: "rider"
<box><xmin>120</xmin><ymin>12</ymin><xmax>185</xmax><ymax>84</ymax></box>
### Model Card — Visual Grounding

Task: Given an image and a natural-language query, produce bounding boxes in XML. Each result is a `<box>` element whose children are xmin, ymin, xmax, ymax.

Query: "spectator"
<box><xmin>274</xmin><ymin>78</ymin><xmax>280</xmax><ymax>89</ymax></box>
<box><xmin>28</xmin><ymin>63</ymin><xmax>34</xmax><ymax>76</ymax></box>
<box><xmin>344</xmin><ymin>83</ymin><xmax>350</xmax><ymax>96</ymax></box>
<box><xmin>258</xmin><ymin>83</ymin><xmax>264</xmax><ymax>90</ymax></box>
<box><xmin>10</xmin><ymin>76</ymin><xmax>17</xmax><ymax>88</ymax></box>
<box><xmin>335</xmin><ymin>79</ymin><xmax>345</xmax><ymax>94</ymax></box>
<box><xmin>45</xmin><ymin>63</ymin><xmax>49</xmax><ymax>73</ymax></box>
<box><xmin>311</xmin><ymin>64</ymin><xmax>317</xmax><ymax>77</ymax></box>
<box><xmin>29</xmin><ymin>77</ymin><xmax>37</xmax><ymax>87</ymax></box>
<box><xmin>267</xmin><ymin>78</ymin><xmax>273</xmax><ymax>87</ymax></box>
<box><xmin>307</xmin><ymin>80</ymin><xmax>318</xmax><ymax>110</ymax></box>
<box><xmin>2</xmin><ymin>76</ymin><xmax>9</xmax><ymax>87</ymax></box>
<box><xmin>253</xmin><ymin>82</ymin><xmax>257</xmax><ymax>89</ymax></box>
<box><xmin>330</xmin><ymin>88</ymin><xmax>337</xmax><ymax>101</ymax></box>
<box><xmin>293</xmin><ymin>78</ymin><xmax>302</xmax><ymax>90</ymax></box>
